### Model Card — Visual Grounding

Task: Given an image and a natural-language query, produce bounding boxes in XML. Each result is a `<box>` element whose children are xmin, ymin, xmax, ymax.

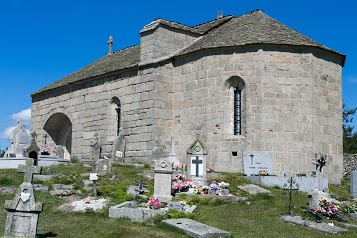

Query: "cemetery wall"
<box><xmin>343</xmin><ymin>154</ymin><xmax>357</xmax><ymax>177</ymax></box>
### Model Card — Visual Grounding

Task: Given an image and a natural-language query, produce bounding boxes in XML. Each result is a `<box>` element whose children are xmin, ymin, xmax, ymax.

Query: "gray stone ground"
<box><xmin>280</xmin><ymin>215</ymin><xmax>348</xmax><ymax>234</ymax></box>
<box><xmin>162</xmin><ymin>218</ymin><xmax>231</xmax><ymax>238</ymax></box>
<box><xmin>238</xmin><ymin>184</ymin><xmax>272</xmax><ymax>195</ymax></box>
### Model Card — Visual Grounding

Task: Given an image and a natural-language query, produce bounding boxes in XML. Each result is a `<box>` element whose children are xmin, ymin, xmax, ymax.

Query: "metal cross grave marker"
<box><xmin>192</xmin><ymin>156</ymin><xmax>203</xmax><ymax>176</ymax></box>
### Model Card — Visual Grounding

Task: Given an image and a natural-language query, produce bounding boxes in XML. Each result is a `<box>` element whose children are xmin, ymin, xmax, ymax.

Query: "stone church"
<box><xmin>30</xmin><ymin>10</ymin><xmax>345</xmax><ymax>183</ymax></box>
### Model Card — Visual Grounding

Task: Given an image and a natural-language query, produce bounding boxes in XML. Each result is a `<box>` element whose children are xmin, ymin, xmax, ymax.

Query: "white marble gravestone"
<box><xmin>153</xmin><ymin>158</ymin><xmax>174</xmax><ymax>202</ymax></box>
<box><xmin>3</xmin><ymin>120</ymin><xmax>30</xmax><ymax>158</ymax></box>
<box><xmin>186</xmin><ymin>130</ymin><xmax>208</xmax><ymax>182</ymax></box>
<box><xmin>243</xmin><ymin>152</ymin><xmax>272</xmax><ymax>175</ymax></box>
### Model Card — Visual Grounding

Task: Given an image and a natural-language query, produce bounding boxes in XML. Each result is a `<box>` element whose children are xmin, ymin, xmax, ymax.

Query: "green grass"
<box><xmin>1</xmin><ymin>164</ymin><xmax>357</xmax><ymax>238</ymax></box>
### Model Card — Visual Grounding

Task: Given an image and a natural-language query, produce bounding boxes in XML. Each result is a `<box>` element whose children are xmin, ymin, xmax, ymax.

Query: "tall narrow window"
<box><xmin>115</xmin><ymin>106</ymin><xmax>121</xmax><ymax>136</ymax></box>
<box><xmin>234</xmin><ymin>89</ymin><xmax>241</xmax><ymax>135</ymax></box>
<box><xmin>223</xmin><ymin>76</ymin><xmax>245</xmax><ymax>136</ymax></box>
<box><xmin>109</xmin><ymin>97</ymin><xmax>121</xmax><ymax>140</ymax></box>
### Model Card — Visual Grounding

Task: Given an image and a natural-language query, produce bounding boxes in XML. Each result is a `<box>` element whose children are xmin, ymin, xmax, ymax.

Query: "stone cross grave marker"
<box><xmin>312</xmin><ymin>152</ymin><xmax>327</xmax><ymax>191</ymax></box>
<box><xmin>18</xmin><ymin>159</ymin><xmax>42</xmax><ymax>183</ymax></box>
<box><xmin>243</xmin><ymin>151</ymin><xmax>272</xmax><ymax>175</ymax></box>
<box><xmin>90</xmin><ymin>160</ymin><xmax>98</xmax><ymax>197</ymax></box>
<box><xmin>3</xmin><ymin>158</ymin><xmax>42</xmax><ymax>238</ymax></box>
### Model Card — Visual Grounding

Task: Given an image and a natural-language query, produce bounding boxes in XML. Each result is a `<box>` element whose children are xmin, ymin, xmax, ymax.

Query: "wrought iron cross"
<box><xmin>18</xmin><ymin>158</ymin><xmax>41</xmax><ymax>183</ymax></box>
<box><xmin>282</xmin><ymin>177</ymin><xmax>299</xmax><ymax>214</ymax></box>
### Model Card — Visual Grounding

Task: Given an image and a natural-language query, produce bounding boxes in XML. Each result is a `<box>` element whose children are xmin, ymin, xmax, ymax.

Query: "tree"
<box><xmin>343</xmin><ymin>103</ymin><xmax>357</xmax><ymax>153</ymax></box>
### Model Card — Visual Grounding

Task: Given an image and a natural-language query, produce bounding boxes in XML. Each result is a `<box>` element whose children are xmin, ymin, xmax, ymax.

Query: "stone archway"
<box><xmin>43</xmin><ymin>113</ymin><xmax>72</xmax><ymax>154</ymax></box>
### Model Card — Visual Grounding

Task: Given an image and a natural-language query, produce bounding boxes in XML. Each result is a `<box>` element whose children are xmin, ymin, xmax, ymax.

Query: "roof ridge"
<box><xmin>193</xmin><ymin>15</ymin><xmax>233</xmax><ymax>29</ymax></box>
<box><xmin>111</xmin><ymin>44</ymin><xmax>140</xmax><ymax>55</ymax></box>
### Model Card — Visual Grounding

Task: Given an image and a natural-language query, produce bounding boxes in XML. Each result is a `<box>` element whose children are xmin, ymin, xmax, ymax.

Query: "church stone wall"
<box><xmin>31</xmin><ymin>45</ymin><xmax>343</xmax><ymax>183</ymax></box>
<box><xmin>171</xmin><ymin>46</ymin><xmax>343</xmax><ymax>183</ymax></box>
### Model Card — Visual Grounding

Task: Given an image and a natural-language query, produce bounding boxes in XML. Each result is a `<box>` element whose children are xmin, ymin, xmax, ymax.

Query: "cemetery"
<box><xmin>1</xmin><ymin>9</ymin><xmax>357</xmax><ymax>238</ymax></box>
<box><xmin>0</xmin><ymin>119</ymin><xmax>357</xmax><ymax>237</ymax></box>
<box><xmin>1</xmin><ymin>148</ymin><xmax>357</xmax><ymax>237</ymax></box>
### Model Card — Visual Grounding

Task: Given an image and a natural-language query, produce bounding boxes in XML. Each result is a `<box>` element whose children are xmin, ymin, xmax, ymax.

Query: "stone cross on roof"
<box><xmin>107</xmin><ymin>36</ymin><xmax>114</xmax><ymax>54</ymax></box>
<box><xmin>18</xmin><ymin>158</ymin><xmax>41</xmax><ymax>183</ymax></box>
<box><xmin>31</xmin><ymin>131</ymin><xmax>37</xmax><ymax>141</ymax></box>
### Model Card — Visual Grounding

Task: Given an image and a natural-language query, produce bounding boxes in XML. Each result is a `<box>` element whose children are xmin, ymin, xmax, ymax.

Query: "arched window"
<box><xmin>109</xmin><ymin>97</ymin><xmax>121</xmax><ymax>139</ymax></box>
<box><xmin>224</xmin><ymin>77</ymin><xmax>246</xmax><ymax>136</ymax></box>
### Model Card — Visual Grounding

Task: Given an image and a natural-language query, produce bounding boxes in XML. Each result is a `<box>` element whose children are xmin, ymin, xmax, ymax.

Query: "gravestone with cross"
<box><xmin>243</xmin><ymin>151</ymin><xmax>272</xmax><ymax>175</ymax></box>
<box><xmin>3</xmin><ymin>158</ymin><xmax>43</xmax><ymax>237</ymax></box>
<box><xmin>186</xmin><ymin>129</ymin><xmax>207</xmax><ymax>182</ymax></box>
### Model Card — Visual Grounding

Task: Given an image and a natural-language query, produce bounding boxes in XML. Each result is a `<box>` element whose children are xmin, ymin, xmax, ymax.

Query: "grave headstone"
<box><xmin>3</xmin><ymin>158</ymin><xmax>42</xmax><ymax>238</ymax></box>
<box><xmin>351</xmin><ymin>170</ymin><xmax>357</xmax><ymax>198</ymax></box>
<box><xmin>112</xmin><ymin>134</ymin><xmax>126</xmax><ymax>163</ymax></box>
<box><xmin>7</xmin><ymin>120</ymin><xmax>30</xmax><ymax>157</ymax></box>
<box><xmin>55</xmin><ymin>145</ymin><xmax>65</xmax><ymax>159</ymax></box>
<box><xmin>96</xmin><ymin>157</ymin><xmax>112</xmax><ymax>176</ymax></box>
<box><xmin>186</xmin><ymin>131</ymin><xmax>207</xmax><ymax>182</ymax></box>
<box><xmin>168</xmin><ymin>202</ymin><xmax>183</xmax><ymax>211</ymax></box>
<box><xmin>153</xmin><ymin>158</ymin><xmax>174</xmax><ymax>202</ymax></box>
<box><xmin>91</xmin><ymin>133</ymin><xmax>101</xmax><ymax>160</ymax></box>
<box><xmin>312</xmin><ymin>152</ymin><xmax>328</xmax><ymax>191</ymax></box>
<box><xmin>167</xmin><ymin>137</ymin><xmax>180</xmax><ymax>168</ymax></box>
<box><xmin>308</xmin><ymin>153</ymin><xmax>330</xmax><ymax>210</ymax></box>
<box><xmin>243</xmin><ymin>152</ymin><xmax>272</xmax><ymax>175</ymax></box>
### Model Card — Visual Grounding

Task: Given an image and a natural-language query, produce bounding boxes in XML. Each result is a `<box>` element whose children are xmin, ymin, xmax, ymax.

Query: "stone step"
<box><xmin>162</xmin><ymin>218</ymin><xmax>231</xmax><ymax>238</ymax></box>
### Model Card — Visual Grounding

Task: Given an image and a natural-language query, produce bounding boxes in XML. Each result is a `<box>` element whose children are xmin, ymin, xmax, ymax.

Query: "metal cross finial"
<box><xmin>44</xmin><ymin>134</ymin><xmax>48</xmax><ymax>145</ymax></box>
<box><xmin>107</xmin><ymin>36</ymin><xmax>114</xmax><ymax>54</ymax></box>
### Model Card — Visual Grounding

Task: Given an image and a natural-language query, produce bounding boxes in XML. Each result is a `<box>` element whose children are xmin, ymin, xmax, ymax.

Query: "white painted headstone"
<box><xmin>190</xmin><ymin>156</ymin><xmax>203</xmax><ymax>177</ymax></box>
<box><xmin>243</xmin><ymin>152</ymin><xmax>272</xmax><ymax>175</ymax></box>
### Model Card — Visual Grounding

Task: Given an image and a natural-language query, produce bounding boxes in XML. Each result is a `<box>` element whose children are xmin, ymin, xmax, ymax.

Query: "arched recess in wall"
<box><xmin>108</xmin><ymin>97</ymin><xmax>121</xmax><ymax>142</ymax></box>
<box><xmin>43</xmin><ymin>111</ymin><xmax>72</xmax><ymax>154</ymax></box>
<box><xmin>223</xmin><ymin>76</ymin><xmax>246</xmax><ymax>136</ymax></box>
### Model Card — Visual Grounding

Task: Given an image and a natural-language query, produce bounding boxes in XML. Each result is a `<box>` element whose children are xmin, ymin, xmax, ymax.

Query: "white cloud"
<box><xmin>11</xmin><ymin>108</ymin><xmax>31</xmax><ymax>122</ymax></box>
<box><xmin>0</xmin><ymin>108</ymin><xmax>32</xmax><ymax>140</ymax></box>
<box><xmin>0</xmin><ymin>126</ymin><xmax>16</xmax><ymax>140</ymax></box>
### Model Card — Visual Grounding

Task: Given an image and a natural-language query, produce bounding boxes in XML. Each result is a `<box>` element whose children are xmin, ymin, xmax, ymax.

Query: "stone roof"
<box><xmin>33</xmin><ymin>10</ymin><xmax>344</xmax><ymax>95</ymax></box>
<box><xmin>177</xmin><ymin>10</ymin><xmax>339</xmax><ymax>56</ymax></box>
<box><xmin>32</xmin><ymin>45</ymin><xmax>140</xmax><ymax>95</ymax></box>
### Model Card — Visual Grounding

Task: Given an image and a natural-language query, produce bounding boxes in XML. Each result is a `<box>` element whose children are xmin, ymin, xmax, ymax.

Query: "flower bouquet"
<box><xmin>148</xmin><ymin>197</ymin><xmax>161</xmax><ymax>209</ymax></box>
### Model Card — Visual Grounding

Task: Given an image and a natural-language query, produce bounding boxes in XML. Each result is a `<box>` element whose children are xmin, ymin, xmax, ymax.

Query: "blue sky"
<box><xmin>0</xmin><ymin>0</ymin><xmax>356</xmax><ymax>150</ymax></box>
